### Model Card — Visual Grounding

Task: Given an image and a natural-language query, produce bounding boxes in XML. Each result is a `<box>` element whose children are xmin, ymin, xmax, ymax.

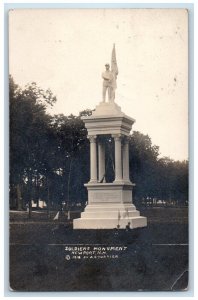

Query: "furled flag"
<box><xmin>111</xmin><ymin>43</ymin><xmax>118</xmax><ymax>81</ymax></box>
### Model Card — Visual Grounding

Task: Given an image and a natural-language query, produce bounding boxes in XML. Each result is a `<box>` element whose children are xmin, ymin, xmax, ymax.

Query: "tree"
<box><xmin>157</xmin><ymin>158</ymin><xmax>188</xmax><ymax>206</ymax></box>
<box><xmin>50</xmin><ymin>113</ymin><xmax>89</xmax><ymax>208</ymax></box>
<box><xmin>128</xmin><ymin>131</ymin><xmax>160</xmax><ymax>205</ymax></box>
<box><xmin>10</xmin><ymin>77</ymin><xmax>188</xmax><ymax>213</ymax></box>
<box><xmin>9</xmin><ymin>76</ymin><xmax>57</xmax><ymax>215</ymax></box>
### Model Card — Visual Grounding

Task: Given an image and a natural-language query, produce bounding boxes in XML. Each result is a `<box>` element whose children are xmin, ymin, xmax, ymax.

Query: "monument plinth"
<box><xmin>73</xmin><ymin>45</ymin><xmax>147</xmax><ymax>229</ymax></box>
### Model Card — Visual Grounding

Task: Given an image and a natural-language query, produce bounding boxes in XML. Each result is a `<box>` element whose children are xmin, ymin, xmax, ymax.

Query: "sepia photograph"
<box><xmin>9</xmin><ymin>8</ymin><xmax>189</xmax><ymax>292</ymax></box>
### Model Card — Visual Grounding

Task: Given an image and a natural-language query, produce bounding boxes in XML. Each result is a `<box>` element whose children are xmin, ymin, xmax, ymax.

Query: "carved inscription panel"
<box><xmin>89</xmin><ymin>191</ymin><xmax>121</xmax><ymax>203</ymax></box>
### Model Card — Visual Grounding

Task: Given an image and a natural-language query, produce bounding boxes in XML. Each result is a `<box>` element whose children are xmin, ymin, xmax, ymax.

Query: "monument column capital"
<box><xmin>112</xmin><ymin>134</ymin><xmax>122</xmax><ymax>141</ymax></box>
<box><xmin>88</xmin><ymin>135</ymin><xmax>97</xmax><ymax>143</ymax></box>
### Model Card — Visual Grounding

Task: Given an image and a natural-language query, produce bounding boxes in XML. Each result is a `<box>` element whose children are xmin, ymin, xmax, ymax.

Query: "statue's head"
<box><xmin>105</xmin><ymin>63</ymin><xmax>110</xmax><ymax>70</ymax></box>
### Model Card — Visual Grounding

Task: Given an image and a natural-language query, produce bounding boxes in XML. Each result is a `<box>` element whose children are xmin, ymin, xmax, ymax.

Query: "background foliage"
<box><xmin>9</xmin><ymin>77</ymin><xmax>188</xmax><ymax>214</ymax></box>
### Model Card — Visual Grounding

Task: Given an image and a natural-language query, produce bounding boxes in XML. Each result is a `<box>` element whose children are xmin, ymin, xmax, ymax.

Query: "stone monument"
<box><xmin>73</xmin><ymin>45</ymin><xmax>147</xmax><ymax>229</ymax></box>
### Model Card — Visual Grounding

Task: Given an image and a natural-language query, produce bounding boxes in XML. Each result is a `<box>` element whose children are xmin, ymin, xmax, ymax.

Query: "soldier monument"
<box><xmin>73</xmin><ymin>45</ymin><xmax>147</xmax><ymax>229</ymax></box>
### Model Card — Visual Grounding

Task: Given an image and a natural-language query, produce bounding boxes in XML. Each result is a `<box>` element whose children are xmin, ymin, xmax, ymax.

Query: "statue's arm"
<box><xmin>102</xmin><ymin>73</ymin><xmax>108</xmax><ymax>80</ymax></box>
<box><xmin>102</xmin><ymin>72</ymin><xmax>111</xmax><ymax>81</ymax></box>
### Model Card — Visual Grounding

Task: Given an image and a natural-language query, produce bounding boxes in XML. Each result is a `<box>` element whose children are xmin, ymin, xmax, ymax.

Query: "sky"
<box><xmin>9</xmin><ymin>8</ymin><xmax>188</xmax><ymax>161</ymax></box>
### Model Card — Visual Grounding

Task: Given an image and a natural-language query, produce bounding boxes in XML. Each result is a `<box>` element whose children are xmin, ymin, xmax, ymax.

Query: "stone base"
<box><xmin>73</xmin><ymin>217</ymin><xmax>147</xmax><ymax>229</ymax></box>
<box><xmin>73</xmin><ymin>182</ymin><xmax>147</xmax><ymax>230</ymax></box>
<box><xmin>92</xmin><ymin>101</ymin><xmax>123</xmax><ymax>117</ymax></box>
<box><xmin>73</xmin><ymin>203</ymin><xmax>147</xmax><ymax>229</ymax></box>
<box><xmin>85</xmin><ymin>182</ymin><xmax>135</xmax><ymax>204</ymax></box>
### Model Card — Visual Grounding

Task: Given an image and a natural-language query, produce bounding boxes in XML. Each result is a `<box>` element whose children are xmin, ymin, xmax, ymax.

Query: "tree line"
<box><xmin>9</xmin><ymin>76</ymin><xmax>188</xmax><ymax>216</ymax></box>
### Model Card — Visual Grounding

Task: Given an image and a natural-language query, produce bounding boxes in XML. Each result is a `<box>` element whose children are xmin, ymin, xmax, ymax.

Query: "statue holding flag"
<box><xmin>102</xmin><ymin>44</ymin><xmax>118</xmax><ymax>102</ymax></box>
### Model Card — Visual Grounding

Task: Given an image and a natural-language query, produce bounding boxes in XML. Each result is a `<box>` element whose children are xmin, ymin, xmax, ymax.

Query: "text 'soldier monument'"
<box><xmin>73</xmin><ymin>45</ymin><xmax>147</xmax><ymax>229</ymax></box>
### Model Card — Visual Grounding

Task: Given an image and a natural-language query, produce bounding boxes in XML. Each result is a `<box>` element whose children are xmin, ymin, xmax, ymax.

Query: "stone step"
<box><xmin>73</xmin><ymin>216</ymin><xmax>147</xmax><ymax>229</ymax></box>
<box><xmin>85</xmin><ymin>204</ymin><xmax>136</xmax><ymax>212</ymax></box>
<box><xmin>81</xmin><ymin>210</ymin><xmax>140</xmax><ymax>219</ymax></box>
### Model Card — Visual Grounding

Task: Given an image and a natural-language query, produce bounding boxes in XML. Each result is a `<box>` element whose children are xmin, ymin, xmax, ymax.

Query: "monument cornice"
<box><xmin>82</xmin><ymin>114</ymin><xmax>135</xmax><ymax>137</ymax></box>
<box><xmin>82</xmin><ymin>114</ymin><xmax>135</xmax><ymax>124</ymax></box>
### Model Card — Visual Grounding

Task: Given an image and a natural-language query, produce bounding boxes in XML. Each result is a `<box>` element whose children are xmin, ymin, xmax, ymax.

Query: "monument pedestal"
<box><xmin>73</xmin><ymin>182</ymin><xmax>147</xmax><ymax>229</ymax></box>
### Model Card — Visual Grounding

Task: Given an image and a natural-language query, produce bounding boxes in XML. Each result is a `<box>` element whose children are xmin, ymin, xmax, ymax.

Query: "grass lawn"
<box><xmin>9</xmin><ymin>207</ymin><xmax>188</xmax><ymax>292</ymax></box>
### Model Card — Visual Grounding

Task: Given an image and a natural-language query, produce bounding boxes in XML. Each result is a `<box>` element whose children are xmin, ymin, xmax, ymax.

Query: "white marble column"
<box><xmin>89</xmin><ymin>136</ymin><xmax>97</xmax><ymax>182</ymax></box>
<box><xmin>123</xmin><ymin>137</ymin><xmax>130</xmax><ymax>182</ymax></box>
<box><xmin>98</xmin><ymin>142</ymin><xmax>105</xmax><ymax>182</ymax></box>
<box><xmin>113</xmin><ymin>135</ymin><xmax>122</xmax><ymax>182</ymax></box>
